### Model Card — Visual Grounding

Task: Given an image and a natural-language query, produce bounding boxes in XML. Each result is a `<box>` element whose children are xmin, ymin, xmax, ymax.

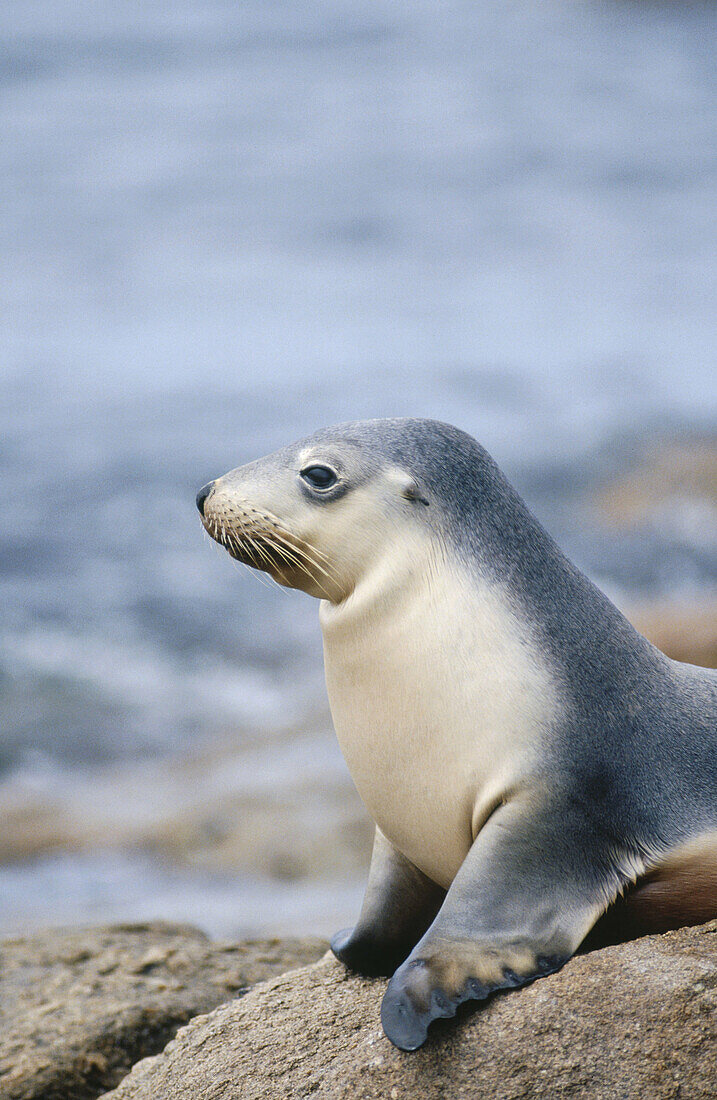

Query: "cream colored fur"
<box><xmin>320</xmin><ymin>532</ymin><xmax>561</xmax><ymax>889</ymax></box>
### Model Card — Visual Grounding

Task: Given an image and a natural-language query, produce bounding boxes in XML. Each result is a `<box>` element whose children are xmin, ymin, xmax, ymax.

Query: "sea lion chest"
<box><xmin>320</xmin><ymin>560</ymin><xmax>558</xmax><ymax>889</ymax></box>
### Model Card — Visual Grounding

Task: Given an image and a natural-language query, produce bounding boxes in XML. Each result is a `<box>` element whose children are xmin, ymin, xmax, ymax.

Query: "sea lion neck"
<box><xmin>319</xmin><ymin>533</ymin><xmax>446</xmax><ymax>632</ymax></box>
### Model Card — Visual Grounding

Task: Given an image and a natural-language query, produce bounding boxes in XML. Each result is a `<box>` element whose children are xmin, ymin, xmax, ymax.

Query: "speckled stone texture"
<box><xmin>0</xmin><ymin>923</ymin><xmax>326</xmax><ymax>1100</ymax></box>
<box><xmin>103</xmin><ymin>921</ymin><xmax>717</xmax><ymax>1100</ymax></box>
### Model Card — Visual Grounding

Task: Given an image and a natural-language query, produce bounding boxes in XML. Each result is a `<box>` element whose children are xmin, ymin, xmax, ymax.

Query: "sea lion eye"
<box><xmin>300</xmin><ymin>465</ymin><xmax>338</xmax><ymax>490</ymax></box>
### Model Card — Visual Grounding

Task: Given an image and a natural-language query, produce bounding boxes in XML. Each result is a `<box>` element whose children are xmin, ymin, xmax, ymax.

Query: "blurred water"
<box><xmin>1</xmin><ymin>0</ymin><xmax>716</xmax><ymax>934</ymax></box>
<box><xmin>0</xmin><ymin>853</ymin><xmax>364</xmax><ymax>939</ymax></box>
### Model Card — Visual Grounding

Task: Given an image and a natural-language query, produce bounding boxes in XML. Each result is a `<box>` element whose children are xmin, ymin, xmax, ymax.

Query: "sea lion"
<box><xmin>196</xmin><ymin>418</ymin><xmax>717</xmax><ymax>1051</ymax></box>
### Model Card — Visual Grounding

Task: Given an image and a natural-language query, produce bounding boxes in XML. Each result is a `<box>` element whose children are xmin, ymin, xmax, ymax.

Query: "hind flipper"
<box><xmin>584</xmin><ymin>830</ymin><xmax>717</xmax><ymax>949</ymax></box>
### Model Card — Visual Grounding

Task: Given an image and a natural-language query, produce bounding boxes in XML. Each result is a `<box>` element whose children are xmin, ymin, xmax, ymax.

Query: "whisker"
<box><xmin>261</xmin><ymin>535</ymin><xmax>297</xmax><ymax>575</ymax></box>
<box><xmin>225</xmin><ymin>529</ymin><xmax>275</xmax><ymax>590</ymax></box>
<box><xmin>268</xmin><ymin>525</ymin><xmax>338</xmax><ymax>576</ymax></box>
<box><xmin>255</xmin><ymin>535</ymin><xmax>296</xmax><ymax>586</ymax></box>
<box><xmin>264</xmin><ymin>533</ymin><xmax>336</xmax><ymax>592</ymax></box>
<box><xmin>271</xmin><ymin>523</ymin><xmax>336</xmax><ymax>568</ymax></box>
<box><xmin>203</xmin><ymin>506</ymin><xmax>341</xmax><ymax>599</ymax></box>
<box><xmin>275</xmin><ymin>536</ymin><xmax>340</xmax><ymax>588</ymax></box>
<box><xmin>284</xmin><ymin>535</ymin><xmax>334</xmax><ymax>567</ymax></box>
<box><xmin>261</xmin><ymin>533</ymin><xmax>334</xmax><ymax>599</ymax></box>
<box><xmin>249</xmin><ymin>536</ymin><xmax>293</xmax><ymax>593</ymax></box>
<box><xmin>245</xmin><ymin>535</ymin><xmax>291</xmax><ymax>592</ymax></box>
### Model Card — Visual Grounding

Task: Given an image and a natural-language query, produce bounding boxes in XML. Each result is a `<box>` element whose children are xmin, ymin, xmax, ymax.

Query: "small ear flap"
<box><xmin>388</xmin><ymin>469</ymin><xmax>430</xmax><ymax>506</ymax></box>
<box><xmin>403</xmin><ymin>478</ymin><xmax>430</xmax><ymax>507</ymax></box>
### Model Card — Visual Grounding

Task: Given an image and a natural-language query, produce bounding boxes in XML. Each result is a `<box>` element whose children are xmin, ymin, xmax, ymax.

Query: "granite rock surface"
<box><xmin>103</xmin><ymin>921</ymin><xmax>717</xmax><ymax>1100</ymax></box>
<box><xmin>0</xmin><ymin>923</ymin><xmax>326</xmax><ymax>1100</ymax></box>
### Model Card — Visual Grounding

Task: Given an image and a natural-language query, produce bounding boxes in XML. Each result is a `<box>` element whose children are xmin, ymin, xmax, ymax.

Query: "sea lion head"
<box><xmin>196</xmin><ymin>418</ymin><xmax>485</xmax><ymax>602</ymax></box>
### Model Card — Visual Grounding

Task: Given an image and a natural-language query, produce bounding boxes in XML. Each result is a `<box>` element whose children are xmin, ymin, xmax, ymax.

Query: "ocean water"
<box><xmin>1</xmin><ymin>0</ymin><xmax>716</xmax><ymax>936</ymax></box>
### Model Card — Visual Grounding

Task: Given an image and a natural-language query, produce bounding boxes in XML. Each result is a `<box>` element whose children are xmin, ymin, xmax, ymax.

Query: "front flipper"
<box><xmin>332</xmin><ymin>828</ymin><xmax>445</xmax><ymax>977</ymax></box>
<box><xmin>381</xmin><ymin>794</ymin><xmax>625</xmax><ymax>1050</ymax></box>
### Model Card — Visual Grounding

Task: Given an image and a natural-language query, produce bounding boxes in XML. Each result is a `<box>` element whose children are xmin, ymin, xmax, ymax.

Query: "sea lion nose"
<box><xmin>196</xmin><ymin>481</ymin><xmax>215</xmax><ymax>516</ymax></box>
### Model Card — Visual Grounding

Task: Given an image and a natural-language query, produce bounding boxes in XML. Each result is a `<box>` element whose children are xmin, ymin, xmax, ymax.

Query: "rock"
<box><xmin>103</xmin><ymin>921</ymin><xmax>717</xmax><ymax>1100</ymax></box>
<box><xmin>0</xmin><ymin>922</ymin><xmax>327</xmax><ymax>1100</ymax></box>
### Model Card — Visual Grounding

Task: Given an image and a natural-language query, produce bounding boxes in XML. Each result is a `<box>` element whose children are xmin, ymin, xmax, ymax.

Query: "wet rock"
<box><xmin>104</xmin><ymin>921</ymin><xmax>717</xmax><ymax>1100</ymax></box>
<box><xmin>0</xmin><ymin>923</ymin><xmax>326</xmax><ymax>1100</ymax></box>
